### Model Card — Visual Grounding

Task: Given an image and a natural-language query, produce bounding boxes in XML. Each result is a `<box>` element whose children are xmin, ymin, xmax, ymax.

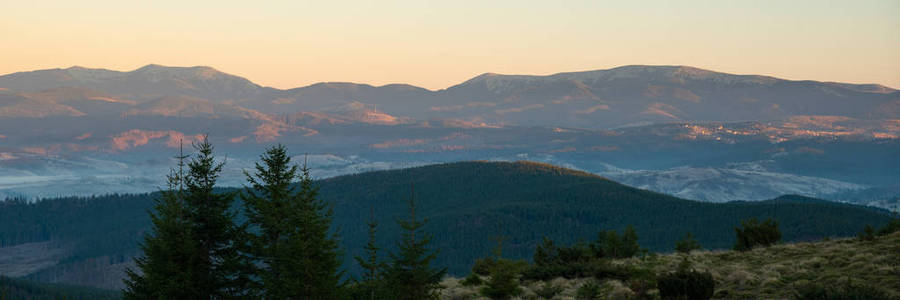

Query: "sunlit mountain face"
<box><xmin>1</xmin><ymin>64</ymin><xmax>898</xmax><ymax>210</ymax></box>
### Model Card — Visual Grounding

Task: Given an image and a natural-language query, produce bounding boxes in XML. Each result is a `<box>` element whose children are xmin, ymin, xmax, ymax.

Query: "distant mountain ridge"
<box><xmin>1</xmin><ymin>64</ymin><xmax>898</xmax><ymax>210</ymax></box>
<box><xmin>1</xmin><ymin>64</ymin><xmax>896</xmax><ymax>129</ymax></box>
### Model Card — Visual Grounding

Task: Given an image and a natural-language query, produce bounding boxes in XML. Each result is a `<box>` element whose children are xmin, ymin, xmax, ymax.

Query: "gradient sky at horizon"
<box><xmin>1</xmin><ymin>0</ymin><xmax>898</xmax><ymax>90</ymax></box>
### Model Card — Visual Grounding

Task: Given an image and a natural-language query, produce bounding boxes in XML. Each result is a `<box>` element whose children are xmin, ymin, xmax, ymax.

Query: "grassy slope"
<box><xmin>441</xmin><ymin>231</ymin><xmax>900</xmax><ymax>299</ymax></box>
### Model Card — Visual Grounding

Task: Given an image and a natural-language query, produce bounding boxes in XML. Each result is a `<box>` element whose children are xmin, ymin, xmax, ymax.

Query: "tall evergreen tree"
<box><xmin>354</xmin><ymin>207</ymin><xmax>383</xmax><ymax>300</ymax></box>
<box><xmin>383</xmin><ymin>185</ymin><xmax>447</xmax><ymax>300</ymax></box>
<box><xmin>242</xmin><ymin>146</ymin><xmax>344</xmax><ymax>299</ymax></box>
<box><xmin>241</xmin><ymin>145</ymin><xmax>300</xmax><ymax>297</ymax></box>
<box><xmin>123</xmin><ymin>146</ymin><xmax>199</xmax><ymax>299</ymax></box>
<box><xmin>182</xmin><ymin>137</ymin><xmax>252</xmax><ymax>298</ymax></box>
<box><xmin>289</xmin><ymin>160</ymin><xmax>345</xmax><ymax>299</ymax></box>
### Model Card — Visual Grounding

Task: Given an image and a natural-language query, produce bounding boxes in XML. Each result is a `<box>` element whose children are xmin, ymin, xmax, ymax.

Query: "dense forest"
<box><xmin>0</xmin><ymin>144</ymin><xmax>896</xmax><ymax>295</ymax></box>
<box><xmin>0</xmin><ymin>275</ymin><xmax>121</xmax><ymax>300</ymax></box>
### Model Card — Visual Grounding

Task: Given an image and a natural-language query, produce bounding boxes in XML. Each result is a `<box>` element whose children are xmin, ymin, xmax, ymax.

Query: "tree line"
<box><xmin>2</xmin><ymin>160</ymin><xmax>892</xmax><ymax>283</ymax></box>
<box><xmin>124</xmin><ymin>138</ymin><xmax>825</xmax><ymax>300</ymax></box>
<box><xmin>123</xmin><ymin>139</ymin><xmax>445</xmax><ymax>299</ymax></box>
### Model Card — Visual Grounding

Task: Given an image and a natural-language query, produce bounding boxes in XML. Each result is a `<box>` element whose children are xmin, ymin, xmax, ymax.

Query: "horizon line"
<box><xmin>3</xmin><ymin>63</ymin><xmax>897</xmax><ymax>92</ymax></box>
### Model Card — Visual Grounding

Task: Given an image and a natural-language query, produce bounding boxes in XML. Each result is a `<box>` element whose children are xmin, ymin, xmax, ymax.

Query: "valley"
<box><xmin>1</xmin><ymin>65</ymin><xmax>898</xmax><ymax>211</ymax></box>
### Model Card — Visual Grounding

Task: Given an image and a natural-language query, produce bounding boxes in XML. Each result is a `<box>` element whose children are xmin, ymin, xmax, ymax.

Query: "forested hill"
<box><xmin>0</xmin><ymin>161</ymin><xmax>895</xmax><ymax>290</ymax></box>
<box><xmin>319</xmin><ymin>161</ymin><xmax>894</xmax><ymax>273</ymax></box>
<box><xmin>0</xmin><ymin>276</ymin><xmax>121</xmax><ymax>300</ymax></box>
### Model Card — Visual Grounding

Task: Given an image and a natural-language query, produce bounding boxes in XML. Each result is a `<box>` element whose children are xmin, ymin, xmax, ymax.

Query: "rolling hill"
<box><xmin>0</xmin><ymin>161</ymin><xmax>894</xmax><ymax>290</ymax></box>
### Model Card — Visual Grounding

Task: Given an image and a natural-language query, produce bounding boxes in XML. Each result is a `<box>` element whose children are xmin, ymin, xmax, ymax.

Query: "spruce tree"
<box><xmin>354</xmin><ymin>207</ymin><xmax>383</xmax><ymax>300</ymax></box>
<box><xmin>620</xmin><ymin>225</ymin><xmax>643</xmax><ymax>258</ymax></box>
<box><xmin>123</xmin><ymin>147</ymin><xmax>199</xmax><ymax>299</ymax></box>
<box><xmin>600</xmin><ymin>230</ymin><xmax>624</xmax><ymax>258</ymax></box>
<box><xmin>242</xmin><ymin>146</ymin><xmax>344</xmax><ymax>299</ymax></box>
<box><xmin>675</xmin><ymin>232</ymin><xmax>702</xmax><ymax>253</ymax></box>
<box><xmin>291</xmin><ymin>161</ymin><xmax>345</xmax><ymax>299</ymax></box>
<box><xmin>242</xmin><ymin>145</ymin><xmax>300</xmax><ymax>297</ymax></box>
<box><xmin>383</xmin><ymin>185</ymin><xmax>447</xmax><ymax>300</ymax></box>
<box><xmin>479</xmin><ymin>237</ymin><xmax>522</xmax><ymax>300</ymax></box>
<box><xmin>182</xmin><ymin>137</ymin><xmax>252</xmax><ymax>298</ymax></box>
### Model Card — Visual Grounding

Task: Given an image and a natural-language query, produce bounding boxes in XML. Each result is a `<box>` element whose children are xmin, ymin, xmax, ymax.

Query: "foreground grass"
<box><xmin>441</xmin><ymin>231</ymin><xmax>900</xmax><ymax>299</ymax></box>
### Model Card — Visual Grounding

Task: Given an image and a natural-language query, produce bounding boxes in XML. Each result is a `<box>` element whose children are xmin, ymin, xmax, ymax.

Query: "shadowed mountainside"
<box><xmin>0</xmin><ymin>161</ymin><xmax>893</xmax><ymax>290</ymax></box>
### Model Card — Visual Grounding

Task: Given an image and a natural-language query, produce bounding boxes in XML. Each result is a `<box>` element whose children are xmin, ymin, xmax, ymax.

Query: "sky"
<box><xmin>1</xmin><ymin>0</ymin><xmax>898</xmax><ymax>90</ymax></box>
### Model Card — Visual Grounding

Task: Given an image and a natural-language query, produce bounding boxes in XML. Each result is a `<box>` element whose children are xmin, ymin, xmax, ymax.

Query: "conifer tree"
<box><xmin>243</xmin><ymin>146</ymin><xmax>344</xmax><ymax>299</ymax></box>
<box><xmin>599</xmin><ymin>229</ymin><xmax>624</xmax><ymax>258</ymax></box>
<box><xmin>123</xmin><ymin>145</ymin><xmax>199</xmax><ymax>299</ymax></box>
<box><xmin>354</xmin><ymin>207</ymin><xmax>383</xmax><ymax>300</ymax></box>
<box><xmin>182</xmin><ymin>137</ymin><xmax>252</xmax><ymax>298</ymax></box>
<box><xmin>242</xmin><ymin>144</ymin><xmax>300</xmax><ymax>297</ymax></box>
<box><xmin>383</xmin><ymin>185</ymin><xmax>447</xmax><ymax>300</ymax></box>
<box><xmin>620</xmin><ymin>225</ymin><xmax>644</xmax><ymax>258</ymax></box>
<box><xmin>595</xmin><ymin>225</ymin><xmax>643</xmax><ymax>259</ymax></box>
<box><xmin>291</xmin><ymin>161</ymin><xmax>345</xmax><ymax>299</ymax></box>
<box><xmin>479</xmin><ymin>237</ymin><xmax>522</xmax><ymax>300</ymax></box>
<box><xmin>675</xmin><ymin>232</ymin><xmax>702</xmax><ymax>253</ymax></box>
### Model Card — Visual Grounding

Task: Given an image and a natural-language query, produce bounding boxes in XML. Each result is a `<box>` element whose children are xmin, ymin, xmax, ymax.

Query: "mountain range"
<box><xmin>0</xmin><ymin>64</ymin><xmax>898</xmax><ymax>210</ymax></box>
<box><xmin>2</xmin><ymin>64</ymin><xmax>898</xmax><ymax>129</ymax></box>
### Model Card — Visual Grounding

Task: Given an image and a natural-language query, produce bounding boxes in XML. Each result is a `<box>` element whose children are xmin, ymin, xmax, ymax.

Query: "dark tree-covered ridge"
<box><xmin>1</xmin><ymin>161</ymin><xmax>895</xmax><ymax>285</ymax></box>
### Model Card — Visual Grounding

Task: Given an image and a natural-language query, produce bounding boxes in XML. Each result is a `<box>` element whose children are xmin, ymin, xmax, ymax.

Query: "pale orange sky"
<box><xmin>1</xmin><ymin>0</ymin><xmax>898</xmax><ymax>90</ymax></box>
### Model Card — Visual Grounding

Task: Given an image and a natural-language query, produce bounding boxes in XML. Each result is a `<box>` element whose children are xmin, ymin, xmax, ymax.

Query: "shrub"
<box><xmin>858</xmin><ymin>224</ymin><xmax>876</xmax><ymax>241</ymax></box>
<box><xmin>460</xmin><ymin>273</ymin><xmax>483</xmax><ymax>287</ymax></box>
<box><xmin>594</xmin><ymin>226</ymin><xmax>645</xmax><ymax>259</ymax></box>
<box><xmin>526</xmin><ymin>227</ymin><xmax>647</xmax><ymax>281</ymax></box>
<box><xmin>657</xmin><ymin>269</ymin><xmax>715</xmax><ymax>300</ymax></box>
<box><xmin>534</xmin><ymin>282</ymin><xmax>564</xmax><ymax>299</ymax></box>
<box><xmin>733</xmin><ymin>218</ymin><xmax>781</xmax><ymax>251</ymax></box>
<box><xmin>793</xmin><ymin>281</ymin><xmax>893</xmax><ymax>300</ymax></box>
<box><xmin>479</xmin><ymin>258</ymin><xmax>523</xmax><ymax>300</ymax></box>
<box><xmin>627</xmin><ymin>270</ymin><xmax>658</xmax><ymax>300</ymax></box>
<box><xmin>522</xmin><ymin>259</ymin><xmax>633</xmax><ymax>281</ymax></box>
<box><xmin>479</xmin><ymin>236</ymin><xmax>525</xmax><ymax>300</ymax></box>
<box><xmin>472</xmin><ymin>257</ymin><xmax>496</xmax><ymax>276</ymax></box>
<box><xmin>675</xmin><ymin>232</ymin><xmax>702</xmax><ymax>254</ymax></box>
<box><xmin>575</xmin><ymin>282</ymin><xmax>607</xmax><ymax>300</ymax></box>
<box><xmin>876</xmin><ymin>218</ymin><xmax>900</xmax><ymax>236</ymax></box>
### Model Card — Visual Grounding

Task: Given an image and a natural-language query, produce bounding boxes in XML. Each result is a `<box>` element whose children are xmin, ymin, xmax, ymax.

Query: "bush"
<box><xmin>675</xmin><ymin>232</ymin><xmax>702</xmax><ymax>254</ymax></box>
<box><xmin>534</xmin><ymin>282</ymin><xmax>564</xmax><ymax>299</ymax></box>
<box><xmin>526</xmin><ymin>227</ymin><xmax>647</xmax><ymax>281</ymax></box>
<box><xmin>627</xmin><ymin>271</ymin><xmax>658</xmax><ymax>300</ymax></box>
<box><xmin>575</xmin><ymin>282</ymin><xmax>607</xmax><ymax>300</ymax></box>
<box><xmin>794</xmin><ymin>281</ymin><xmax>893</xmax><ymax>300</ymax></box>
<box><xmin>858</xmin><ymin>224</ymin><xmax>876</xmax><ymax>241</ymax></box>
<box><xmin>472</xmin><ymin>257</ymin><xmax>496</xmax><ymax>276</ymax></box>
<box><xmin>460</xmin><ymin>273</ymin><xmax>483</xmax><ymax>287</ymax></box>
<box><xmin>657</xmin><ymin>269</ymin><xmax>715</xmax><ymax>300</ymax></box>
<box><xmin>595</xmin><ymin>226</ymin><xmax>645</xmax><ymax>259</ymax></box>
<box><xmin>522</xmin><ymin>259</ymin><xmax>634</xmax><ymax>281</ymax></box>
<box><xmin>479</xmin><ymin>258</ymin><xmax>523</xmax><ymax>300</ymax></box>
<box><xmin>876</xmin><ymin>218</ymin><xmax>900</xmax><ymax>236</ymax></box>
<box><xmin>733</xmin><ymin>218</ymin><xmax>781</xmax><ymax>251</ymax></box>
